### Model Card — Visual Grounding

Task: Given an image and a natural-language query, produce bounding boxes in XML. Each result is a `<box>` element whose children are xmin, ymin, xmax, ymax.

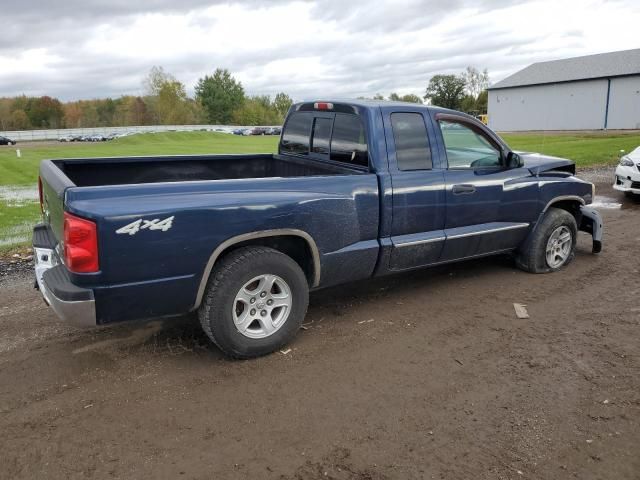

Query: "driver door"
<box><xmin>435</xmin><ymin>115</ymin><xmax>533</xmax><ymax>261</ymax></box>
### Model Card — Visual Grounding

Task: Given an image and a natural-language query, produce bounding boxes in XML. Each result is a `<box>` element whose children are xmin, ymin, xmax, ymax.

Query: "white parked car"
<box><xmin>614</xmin><ymin>146</ymin><xmax>640</xmax><ymax>196</ymax></box>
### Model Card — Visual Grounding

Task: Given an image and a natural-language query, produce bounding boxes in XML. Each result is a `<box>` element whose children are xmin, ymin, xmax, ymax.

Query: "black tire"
<box><xmin>198</xmin><ymin>246</ymin><xmax>309</xmax><ymax>359</ymax></box>
<box><xmin>515</xmin><ymin>207</ymin><xmax>577</xmax><ymax>273</ymax></box>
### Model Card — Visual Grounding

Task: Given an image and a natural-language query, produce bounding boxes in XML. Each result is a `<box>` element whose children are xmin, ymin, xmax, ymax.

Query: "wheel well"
<box><xmin>547</xmin><ymin>200</ymin><xmax>582</xmax><ymax>222</ymax></box>
<box><xmin>221</xmin><ymin>235</ymin><xmax>316</xmax><ymax>287</ymax></box>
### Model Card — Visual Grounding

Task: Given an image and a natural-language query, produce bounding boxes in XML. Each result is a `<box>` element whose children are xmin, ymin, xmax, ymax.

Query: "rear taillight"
<box><xmin>38</xmin><ymin>177</ymin><xmax>44</xmax><ymax>214</ymax></box>
<box><xmin>64</xmin><ymin>212</ymin><xmax>99</xmax><ymax>273</ymax></box>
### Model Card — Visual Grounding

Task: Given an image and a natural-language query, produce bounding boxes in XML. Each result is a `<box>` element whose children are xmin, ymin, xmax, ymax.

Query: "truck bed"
<box><xmin>37</xmin><ymin>150</ymin><xmax>381</xmax><ymax>324</ymax></box>
<box><xmin>52</xmin><ymin>153</ymin><xmax>361</xmax><ymax>187</ymax></box>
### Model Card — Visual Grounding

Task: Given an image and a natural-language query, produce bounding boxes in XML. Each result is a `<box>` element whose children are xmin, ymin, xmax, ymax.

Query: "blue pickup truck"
<box><xmin>33</xmin><ymin>100</ymin><xmax>603</xmax><ymax>358</ymax></box>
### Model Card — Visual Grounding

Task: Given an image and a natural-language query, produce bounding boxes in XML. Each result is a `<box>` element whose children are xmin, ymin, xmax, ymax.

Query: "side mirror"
<box><xmin>505</xmin><ymin>151</ymin><xmax>523</xmax><ymax>168</ymax></box>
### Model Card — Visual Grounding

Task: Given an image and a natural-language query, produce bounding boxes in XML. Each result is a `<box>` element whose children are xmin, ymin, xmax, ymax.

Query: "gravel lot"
<box><xmin>1</xmin><ymin>176</ymin><xmax>639</xmax><ymax>479</ymax></box>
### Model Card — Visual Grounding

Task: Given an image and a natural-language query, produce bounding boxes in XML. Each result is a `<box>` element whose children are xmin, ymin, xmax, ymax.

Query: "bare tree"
<box><xmin>462</xmin><ymin>67</ymin><xmax>489</xmax><ymax>100</ymax></box>
<box><xmin>143</xmin><ymin>66</ymin><xmax>177</xmax><ymax>97</ymax></box>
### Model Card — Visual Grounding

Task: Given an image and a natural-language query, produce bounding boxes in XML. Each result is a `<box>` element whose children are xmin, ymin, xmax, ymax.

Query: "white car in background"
<box><xmin>614</xmin><ymin>146</ymin><xmax>640</xmax><ymax>196</ymax></box>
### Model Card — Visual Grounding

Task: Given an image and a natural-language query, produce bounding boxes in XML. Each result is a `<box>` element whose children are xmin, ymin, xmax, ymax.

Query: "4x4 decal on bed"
<box><xmin>116</xmin><ymin>216</ymin><xmax>174</xmax><ymax>236</ymax></box>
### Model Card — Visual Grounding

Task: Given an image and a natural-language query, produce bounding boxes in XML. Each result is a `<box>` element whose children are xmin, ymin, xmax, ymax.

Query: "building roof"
<box><xmin>489</xmin><ymin>48</ymin><xmax>640</xmax><ymax>90</ymax></box>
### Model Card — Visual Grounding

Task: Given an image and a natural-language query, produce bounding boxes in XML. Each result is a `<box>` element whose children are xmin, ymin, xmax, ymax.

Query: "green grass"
<box><xmin>0</xmin><ymin>132</ymin><xmax>278</xmax><ymax>252</ymax></box>
<box><xmin>0</xmin><ymin>200</ymin><xmax>40</xmax><ymax>250</ymax></box>
<box><xmin>440</xmin><ymin>129</ymin><xmax>639</xmax><ymax>167</ymax></box>
<box><xmin>0</xmin><ymin>131</ymin><xmax>278</xmax><ymax>186</ymax></box>
<box><xmin>0</xmin><ymin>129</ymin><xmax>638</xmax><ymax>252</ymax></box>
<box><xmin>501</xmin><ymin>131</ymin><xmax>640</xmax><ymax>166</ymax></box>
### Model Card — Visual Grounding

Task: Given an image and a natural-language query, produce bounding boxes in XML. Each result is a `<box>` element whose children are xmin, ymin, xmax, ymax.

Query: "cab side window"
<box><xmin>438</xmin><ymin>120</ymin><xmax>501</xmax><ymax>169</ymax></box>
<box><xmin>391</xmin><ymin>113</ymin><xmax>432</xmax><ymax>170</ymax></box>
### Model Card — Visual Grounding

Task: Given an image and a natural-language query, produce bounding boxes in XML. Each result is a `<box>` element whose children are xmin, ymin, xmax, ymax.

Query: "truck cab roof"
<box><xmin>293</xmin><ymin>99</ymin><xmax>470</xmax><ymax>117</ymax></box>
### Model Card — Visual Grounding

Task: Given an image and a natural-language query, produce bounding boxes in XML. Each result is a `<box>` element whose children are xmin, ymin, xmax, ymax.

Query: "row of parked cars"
<box><xmin>58</xmin><ymin>132</ymin><xmax>137</xmax><ymax>142</ymax></box>
<box><xmin>55</xmin><ymin>127</ymin><xmax>282</xmax><ymax>142</ymax></box>
<box><xmin>1</xmin><ymin>128</ymin><xmax>282</xmax><ymax>145</ymax></box>
<box><xmin>232</xmin><ymin>127</ymin><xmax>282</xmax><ymax>136</ymax></box>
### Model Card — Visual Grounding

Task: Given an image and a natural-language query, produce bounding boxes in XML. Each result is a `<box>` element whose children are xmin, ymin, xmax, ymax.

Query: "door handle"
<box><xmin>452</xmin><ymin>184</ymin><xmax>476</xmax><ymax>195</ymax></box>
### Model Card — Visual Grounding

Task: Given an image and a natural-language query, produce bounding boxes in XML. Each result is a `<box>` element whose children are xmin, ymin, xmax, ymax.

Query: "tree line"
<box><xmin>0</xmin><ymin>65</ymin><xmax>489</xmax><ymax>131</ymax></box>
<box><xmin>0</xmin><ymin>67</ymin><xmax>294</xmax><ymax>131</ymax></box>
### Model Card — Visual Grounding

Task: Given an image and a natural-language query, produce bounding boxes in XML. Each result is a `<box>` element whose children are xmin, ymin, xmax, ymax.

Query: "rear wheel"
<box><xmin>516</xmin><ymin>207</ymin><xmax>577</xmax><ymax>273</ymax></box>
<box><xmin>198</xmin><ymin>246</ymin><xmax>309</xmax><ymax>358</ymax></box>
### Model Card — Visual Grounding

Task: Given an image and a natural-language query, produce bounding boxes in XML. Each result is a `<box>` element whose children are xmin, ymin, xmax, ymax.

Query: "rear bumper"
<box><xmin>33</xmin><ymin>224</ymin><xmax>97</xmax><ymax>328</ymax></box>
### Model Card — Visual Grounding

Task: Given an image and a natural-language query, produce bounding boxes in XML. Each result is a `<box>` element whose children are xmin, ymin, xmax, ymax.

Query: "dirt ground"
<box><xmin>1</xmin><ymin>176</ymin><xmax>639</xmax><ymax>480</ymax></box>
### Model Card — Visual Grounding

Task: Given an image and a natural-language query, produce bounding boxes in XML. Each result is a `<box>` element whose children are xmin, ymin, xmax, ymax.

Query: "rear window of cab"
<box><xmin>280</xmin><ymin>112</ymin><xmax>369</xmax><ymax>168</ymax></box>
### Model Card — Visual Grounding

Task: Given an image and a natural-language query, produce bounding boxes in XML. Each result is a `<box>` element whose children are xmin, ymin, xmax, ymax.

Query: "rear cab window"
<box><xmin>280</xmin><ymin>112</ymin><xmax>312</xmax><ymax>155</ymax></box>
<box><xmin>311</xmin><ymin>117</ymin><xmax>332</xmax><ymax>155</ymax></box>
<box><xmin>330</xmin><ymin>114</ymin><xmax>368</xmax><ymax>167</ymax></box>
<box><xmin>280</xmin><ymin>110</ymin><xmax>369</xmax><ymax>169</ymax></box>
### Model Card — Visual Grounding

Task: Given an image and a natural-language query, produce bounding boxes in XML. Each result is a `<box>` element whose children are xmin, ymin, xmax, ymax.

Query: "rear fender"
<box><xmin>193</xmin><ymin>229</ymin><xmax>321</xmax><ymax>310</ymax></box>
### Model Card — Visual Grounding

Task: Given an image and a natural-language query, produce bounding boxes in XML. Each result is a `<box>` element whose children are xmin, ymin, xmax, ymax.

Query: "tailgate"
<box><xmin>39</xmin><ymin>160</ymin><xmax>75</xmax><ymax>243</ymax></box>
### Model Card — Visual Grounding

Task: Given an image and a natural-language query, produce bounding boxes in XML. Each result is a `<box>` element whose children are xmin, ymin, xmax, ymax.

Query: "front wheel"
<box><xmin>198</xmin><ymin>246</ymin><xmax>309</xmax><ymax>358</ymax></box>
<box><xmin>516</xmin><ymin>207</ymin><xmax>577</xmax><ymax>273</ymax></box>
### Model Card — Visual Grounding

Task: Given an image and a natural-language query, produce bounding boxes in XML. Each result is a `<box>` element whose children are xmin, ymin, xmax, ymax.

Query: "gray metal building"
<box><xmin>487</xmin><ymin>49</ymin><xmax>640</xmax><ymax>131</ymax></box>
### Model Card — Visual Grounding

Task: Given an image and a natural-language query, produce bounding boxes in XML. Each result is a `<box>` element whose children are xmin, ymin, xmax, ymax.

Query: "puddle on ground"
<box><xmin>0</xmin><ymin>186</ymin><xmax>38</xmax><ymax>207</ymax></box>
<box><xmin>0</xmin><ymin>234</ymin><xmax>31</xmax><ymax>247</ymax></box>
<box><xmin>0</xmin><ymin>222</ymin><xmax>33</xmax><ymax>247</ymax></box>
<box><xmin>590</xmin><ymin>194</ymin><xmax>640</xmax><ymax>210</ymax></box>
<box><xmin>591</xmin><ymin>195</ymin><xmax>622</xmax><ymax>209</ymax></box>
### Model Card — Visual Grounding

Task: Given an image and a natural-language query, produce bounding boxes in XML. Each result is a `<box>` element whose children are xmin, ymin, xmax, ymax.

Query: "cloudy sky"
<box><xmin>1</xmin><ymin>0</ymin><xmax>639</xmax><ymax>101</ymax></box>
